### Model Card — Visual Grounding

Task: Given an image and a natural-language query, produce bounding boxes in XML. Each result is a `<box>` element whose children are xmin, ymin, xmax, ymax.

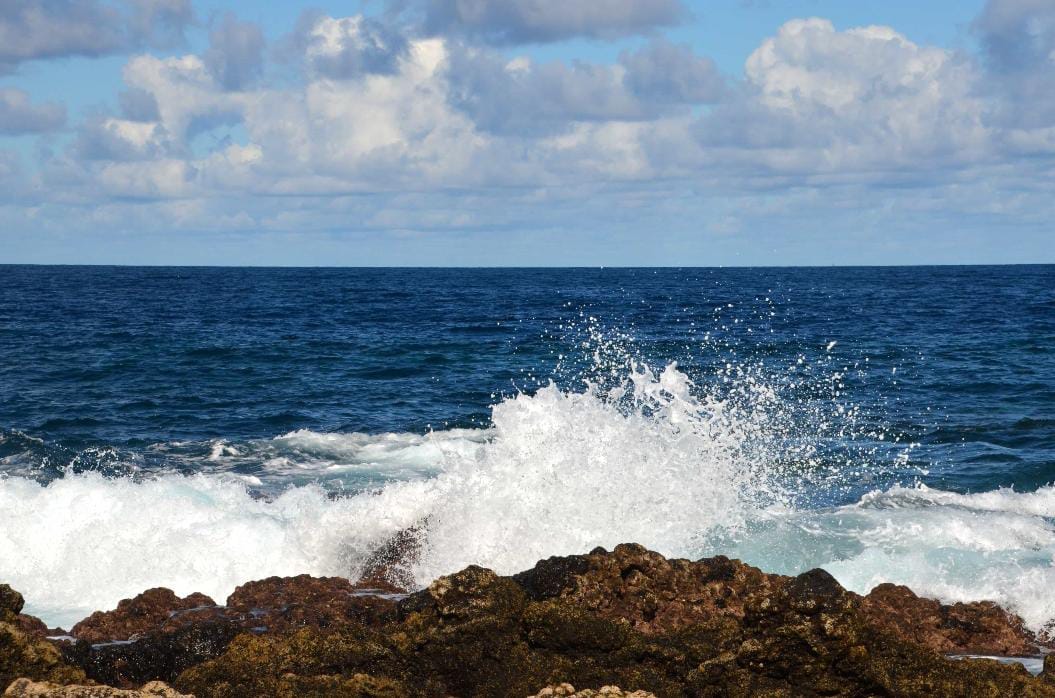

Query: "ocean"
<box><xmin>1</xmin><ymin>265</ymin><xmax>1053</xmax><ymax>632</ymax></box>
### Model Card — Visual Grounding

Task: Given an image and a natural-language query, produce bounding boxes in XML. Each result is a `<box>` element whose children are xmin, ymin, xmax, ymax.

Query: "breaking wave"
<box><xmin>2</xmin><ymin>360</ymin><xmax>1054</xmax><ymax>636</ymax></box>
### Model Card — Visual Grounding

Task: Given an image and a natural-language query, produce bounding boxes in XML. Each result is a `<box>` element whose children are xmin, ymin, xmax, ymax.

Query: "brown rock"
<box><xmin>174</xmin><ymin>550</ymin><xmax>1055</xmax><ymax>698</ymax></box>
<box><xmin>516</xmin><ymin>544</ymin><xmax>1043</xmax><ymax>656</ymax></box>
<box><xmin>225</xmin><ymin>574</ymin><xmax>404</xmax><ymax>632</ymax></box>
<box><xmin>3</xmin><ymin>679</ymin><xmax>190</xmax><ymax>697</ymax></box>
<box><xmin>1</xmin><ymin>583</ymin><xmax>85</xmax><ymax>691</ymax></box>
<box><xmin>514</xmin><ymin>543</ymin><xmax>788</xmax><ymax>634</ymax></box>
<box><xmin>70</xmin><ymin>590</ymin><xmax>217</xmax><ymax>644</ymax></box>
<box><xmin>861</xmin><ymin>582</ymin><xmax>1040</xmax><ymax>655</ymax></box>
<box><xmin>528</xmin><ymin>685</ymin><xmax>656</xmax><ymax>698</ymax></box>
<box><xmin>0</xmin><ymin>587</ymin><xmax>24</xmax><ymax>619</ymax></box>
<box><xmin>12</xmin><ymin>617</ymin><xmax>50</xmax><ymax>641</ymax></box>
<box><xmin>358</xmin><ymin>527</ymin><xmax>422</xmax><ymax>591</ymax></box>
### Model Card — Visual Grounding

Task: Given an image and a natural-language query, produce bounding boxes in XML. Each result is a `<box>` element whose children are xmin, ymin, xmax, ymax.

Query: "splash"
<box><xmin>0</xmin><ymin>361</ymin><xmax>791</xmax><ymax>627</ymax></box>
<box><xmin>4</xmin><ymin>350</ymin><xmax>1053</xmax><ymax>636</ymax></box>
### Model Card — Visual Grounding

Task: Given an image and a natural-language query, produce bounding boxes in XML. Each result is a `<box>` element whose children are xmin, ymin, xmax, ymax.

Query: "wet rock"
<box><xmin>861</xmin><ymin>582</ymin><xmax>1040</xmax><ymax>655</ymax></box>
<box><xmin>3</xmin><ymin>679</ymin><xmax>189</xmax><ymax>697</ymax></box>
<box><xmin>0</xmin><ymin>588</ymin><xmax>24</xmax><ymax>618</ymax></box>
<box><xmin>70</xmin><ymin>590</ymin><xmax>216</xmax><ymax>644</ymax></box>
<box><xmin>16</xmin><ymin>547</ymin><xmax>1055</xmax><ymax>697</ymax></box>
<box><xmin>172</xmin><ymin>549</ymin><xmax>1055</xmax><ymax>697</ymax></box>
<box><xmin>60</xmin><ymin>622</ymin><xmax>240</xmax><ymax>689</ymax></box>
<box><xmin>60</xmin><ymin>576</ymin><xmax>408</xmax><ymax>688</ymax></box>
<box><xmin>528</xmin><ymin>686</ymin><xmax>656</xmax><ymax>698</ymax></box>
<box><xmin>1042</xmin><ymin>653</ymin><xmax>1055</xmax><ymax>684</ymax></box>
<box><xmin>359</xmin><ymin>527</ymin><xmax>422</xmax><ymax>591</ymax></box>
<box><xmin>226</xmin><ymin>574</ymin><xmax>402</xmax><ymax>632</ymax></box>
<box><xmin>0</xmin><ymin>587</ymin><xmax>59</xmax><ymax>642</ymax></box>
<box><xmin>1</xmin><ymin>584</ymin><xmax>85</xmax><ymax>691</ymax></box>
<box><xmin>174</xmin><ymin>627</ymin><xmax>407</xmax><ymax>697</ymax></box>
<box><xmin>517</xmin><ymin>543</ymin><xmax>788</xmax><ymax>634</ymax></box>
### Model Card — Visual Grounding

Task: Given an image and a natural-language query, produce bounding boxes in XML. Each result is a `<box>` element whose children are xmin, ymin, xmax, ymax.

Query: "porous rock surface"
<box><xmin>70</xmin><ymin>590</ymin><xmax>217</xmax><ymax>645</ymax></box>
<box><xmin>859</xmin><ymin>582</ymin><xmax>1037</xmax><ymax>656</ymax></box>
<box><xmin>3</xmin><ymin>679</ymin><xmax>189</xmax><ymax>697</ymax></box>
<box><xmin>4</xmin><ymin>544</ymin><xmax>1055</xmax><ymax>696</ymax></box>
<box><xmin>529</xmin><ymin>684</ymin><xmax>656</xmax><ymax>697</ymax></box>
<box><xmin>0</xmin><ymin>585</ymin><xmax>85</xmax><ymax>691</ymax></box>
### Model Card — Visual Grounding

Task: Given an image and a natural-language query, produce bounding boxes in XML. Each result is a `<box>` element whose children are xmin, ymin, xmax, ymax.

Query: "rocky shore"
<box><xmin>3</xmin><ymin>543</ymin><xmax>1055</xmax><ymax>696</ymax></box>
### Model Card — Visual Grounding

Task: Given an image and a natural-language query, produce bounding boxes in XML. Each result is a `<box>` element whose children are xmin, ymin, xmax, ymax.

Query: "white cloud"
<box><xmin>6</xmin><ymin>5</ymin><xmax>1055</xmax><ymax>261</ymax></box>
<box><xmin>298</xmin><ymin>14</ymin><xmax>409</xmax><ymax>79</ymax></box>
<box><xmin>736</xmin><ymin>19</ymin><xmax>989</xmax><ymax>169</ymax></box>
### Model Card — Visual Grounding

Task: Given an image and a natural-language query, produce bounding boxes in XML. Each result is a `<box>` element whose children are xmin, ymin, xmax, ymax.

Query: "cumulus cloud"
<box><xmin>0</xmin><ymin>0</ymin><xmax>192</xmax><ymax>72</ymax></box>
<box><xmin>445</xmin><ymin>48</ymin><xmax>646</xmax><ymax>134</ymax></box>
<box><xmin>118</xmin><ymin>87</ymin><xmax>161</xmax><ymax>122</ymax></box>
<box><xmin>974</xmin><ymin>0</ymin><xmax>1055</xmax><ymax>137</ymax></box>
<box><xmin>690</xmin><ymin>18</ymin><xmax>989</xmax><ymax>178</ymax></box>
<box><xmin>445</xmin><ymin>39</ymin><xmax>723</xmax><ymax>135</ymax></box>
<box><xmin>121</xmin><ymin>52</ymin><xmax>244</xmax><ymax>142</ymax></box>
<box><xmin>74</xmin><ymin>117</ymin><xmax>168</xmax><ymax>160</ymax></box>
<box><xmin>975</xmin><ymin>0</ymin><xmax>1055</xmax><ymax>71</ymax></box>
<box><xmin>7</xmin><ymin>3</ymin><xmax>1055</xmax><ymax>259</ymax></box>
<box><xmin>0</xmin><ymin>88</ymin><xmax>66</xmax><ymax>134</ymax></box>
<box><xmin>203</xmin><ymin>13</ymin><xmax>264</xmax><ymax>90</ymax></box>
<box><xmin>620</xmin><ymin>39</ymin><xmax>725</xmax><ymax>104</ymax></box>
<box><xmin>294</xmin><ymin>12</ymin><xmax>409</xmax><ymax>79</ymax></box>
<box><xmin>422</xmin><ymin>0</ymin><xmax>686</xmax><ymax>44</ymax></box>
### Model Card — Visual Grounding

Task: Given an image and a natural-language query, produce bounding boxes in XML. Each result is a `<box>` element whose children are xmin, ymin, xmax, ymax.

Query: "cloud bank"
<box><xmin>2</xmin><ymin>0</ymin><xmax>1054</xmax><ymax>263</ymax></box>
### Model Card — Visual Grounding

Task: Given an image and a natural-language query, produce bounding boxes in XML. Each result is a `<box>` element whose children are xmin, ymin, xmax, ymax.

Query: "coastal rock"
<box><xmin>529</xmin><ymin>685</ymin><xmax>656</xmax><ymax>698</ymax></box>
<box><xmin>0</xmin><ymin>588</ymin><xmax>23</xmax><ymax>619</ymax></box>
<box><xmin>0</xmin><ymin>586</ymin><xmax>59</xmax><ymax>641</ymax></box>
<box><xmin>3</xmin><ymin>679</ymin><xmax>190</xmax><ymax>697</ymax></box>
<box><xmin>358</xmin><ymin>527</ymin><xmax>422</xmax><ymax>591</ymax></box>
<box><xmin>174</xmin><ymin>549</ymin><xmax>1055</xmax><ymax>697</ymax></box>
<box><xmin>14</xmin><ymin>547</ymin><xmax>1055</xmax><ymax>696</ymax></box>
<box><xmin>70</xmin><ymin>590</ymin><xmax>216</xmax><ymax>644</ymax></box>
<box><xmin>60</xmin><ymin>577</ymin><xmax>407</xmax><ymax>688</ymax></box>
<box><xmin>225</xmin><ymin>574</ymin><xmax>402</xmax><ymax>632</ymax></box>
<box><xmin>61</xmin><ymin>622</ymin><xmax>240</xmax><ymax>689</ymax></box>
<box><xmin>517</xmin><ymin>544</ymin><xmax>1043</xmax><ymax>655</ymax></box>
<box><xmin>1</xmin><ymin>584</ymin><xmax>85</xmax><ymax>692</ymax></box>
<box><xmin>514</xmin><ymin>544</ymin><xmax>786</xmax><ymax>634</ymax></box>
<box><xmin>861</xmin><ymin>582</ymin><xmax>1039</xmax><ymax>655</ymax></box>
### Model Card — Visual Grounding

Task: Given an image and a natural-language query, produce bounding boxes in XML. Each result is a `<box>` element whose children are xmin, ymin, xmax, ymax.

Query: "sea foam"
<box><xmin>3</xmin><ymin>362</ymin><xmax>1055</xmax><ymax>635</ymax></box>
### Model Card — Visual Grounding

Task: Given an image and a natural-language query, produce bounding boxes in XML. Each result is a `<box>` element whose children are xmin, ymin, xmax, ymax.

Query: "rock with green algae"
<box><xmin>1</xmin><ymin>584</ymin><xmax>85</xmax><ymax>692</ymax></box>
<box><xmin>3</xmin><ymin>679</ymin><xmax>189</xmax><ymax>697</ymax></box>
<box><xmin>173</xmin><ymin>548</ymin><xmax>1055</xmax><ymax>698</ymax></box>
<box><xmin>13</xmin><ymin>546</ymin><xmax>1055</xmax><ymax>697</ymax></box>
<box><xmin>514</xmin><ymin>543</ymin><xmax>1044</xmax><ymax>656</ymax></box>
<box><xmin>59</xmin><ymin>575</ymin><xmax>402</xmax><ymax>689</ymax></box>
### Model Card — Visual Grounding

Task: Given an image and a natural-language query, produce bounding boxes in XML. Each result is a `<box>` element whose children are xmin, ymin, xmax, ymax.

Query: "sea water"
<box><xmin>0</xmin><ymin>266</ymin><xmax>1052</xmax><ymax>632</ymax></box>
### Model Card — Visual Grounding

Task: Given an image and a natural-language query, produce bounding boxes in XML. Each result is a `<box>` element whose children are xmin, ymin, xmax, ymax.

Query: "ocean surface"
<box><xmin>1</xmin><ymin>265</ymin><xmax>1054</xmax><ymax>632</ymax></box>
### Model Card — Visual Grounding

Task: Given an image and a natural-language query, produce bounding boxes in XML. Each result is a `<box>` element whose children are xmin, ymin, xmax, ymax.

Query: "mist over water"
<box><xmin>1</xmin><ymin>266</ymin><xmax>1053</xmax><ymax>631</ymax></box>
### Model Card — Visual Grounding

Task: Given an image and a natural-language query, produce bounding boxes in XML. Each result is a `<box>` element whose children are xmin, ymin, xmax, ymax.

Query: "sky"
<box><xmin>0</xmin><ymin>0</ymin><xmax>1053</xmax><ymax>266</ymax></box>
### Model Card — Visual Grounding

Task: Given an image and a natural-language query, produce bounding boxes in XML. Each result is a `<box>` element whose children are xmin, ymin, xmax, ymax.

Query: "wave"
<box><xmin>3</xmin><ymin>362</ymin><xmax>1054</xmax><ymax>636</ymax></box>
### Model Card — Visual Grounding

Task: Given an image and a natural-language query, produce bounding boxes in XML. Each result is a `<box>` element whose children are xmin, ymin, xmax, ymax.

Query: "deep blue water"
<box><xmin>1</xmin><ymin>265</ymin><xmax>1054</xmax><ymax>496</ymax></box>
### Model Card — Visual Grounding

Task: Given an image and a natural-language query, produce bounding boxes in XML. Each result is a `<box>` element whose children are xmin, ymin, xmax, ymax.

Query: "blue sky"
<box><xmin>1</xmin><ymin>0</ymin><xmax>1052</xmax><ymax>265</ymax></box>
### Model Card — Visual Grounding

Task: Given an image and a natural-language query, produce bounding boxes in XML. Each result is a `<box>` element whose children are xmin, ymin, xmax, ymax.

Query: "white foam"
<box><xmin>1</xmin><ymin>362</ymin><xmax>780</xmax><ymax>627</ymax></box>
<box><xmin>0</xmin><ymin>472</ymin><xmax>419</xmax><ymax>628</ymax></box>
<box><xmin>721</xmin><ymin>483</ymin><xmax>1055</xmax><ymax>632</ymax></box>
<box><xmin>4</xmin><ymin>364</ymin><xmax>1055</xmax><ymax>636</ymax></box>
